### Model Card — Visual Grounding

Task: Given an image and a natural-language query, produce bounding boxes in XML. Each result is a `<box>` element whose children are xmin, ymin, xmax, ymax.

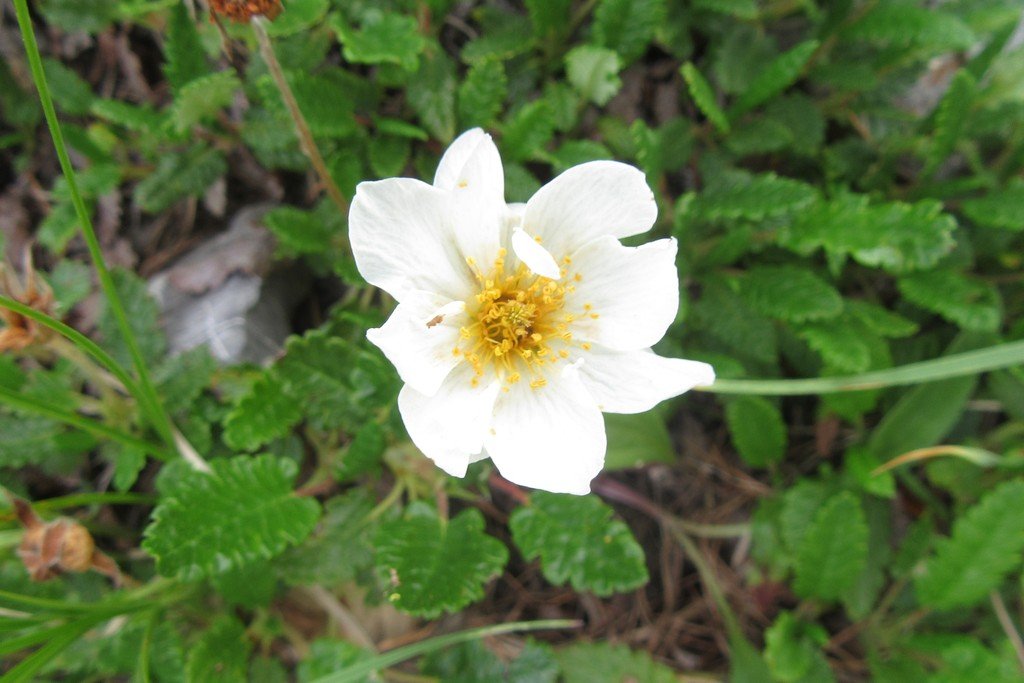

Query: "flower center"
<box><xmin>456</xmin><ymin>249</ymin><xmax>595</xmax><ymax>389</ymax></box>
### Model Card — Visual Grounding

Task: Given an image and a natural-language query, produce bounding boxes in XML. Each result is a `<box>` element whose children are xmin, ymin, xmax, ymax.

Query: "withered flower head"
<box><xmin>210</xmin><ymin>0</ymin><xmax>282</xmax><ymax>23</ymax></box>
<box><xmin>0</xmin><ymin>249</ymin><xmax>56</xmax><ymax>353</ymax></box>
<box><xmin>10</xmin><ymin>495</ymin><xmax>125</xmax><ymax>586</ymax></box>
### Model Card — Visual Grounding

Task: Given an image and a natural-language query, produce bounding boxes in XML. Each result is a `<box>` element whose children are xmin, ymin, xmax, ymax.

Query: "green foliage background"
<box><xmin>2</xmin><ymin>0</ymin><xmax>1024</xmax><ymax>680</ymax></box>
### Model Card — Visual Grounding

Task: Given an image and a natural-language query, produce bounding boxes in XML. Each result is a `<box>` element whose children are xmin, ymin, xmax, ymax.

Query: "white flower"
<box><xmin>350</xmin><ymin>129</ymin><xmax>715</xmax><ymax>495</ymax></box>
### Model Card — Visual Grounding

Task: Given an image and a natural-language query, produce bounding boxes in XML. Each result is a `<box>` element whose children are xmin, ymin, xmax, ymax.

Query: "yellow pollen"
<box><xmin>452</xmin><ymin>253</ymin><xmax>604</xmax><ymax>388</ymax></box>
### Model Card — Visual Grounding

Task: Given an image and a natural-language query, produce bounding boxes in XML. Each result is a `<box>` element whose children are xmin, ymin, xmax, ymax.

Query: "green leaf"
<box><xmin>154</xmin><ymin>347</ymin><xmax>216</xmax><ymax>415</ymax></box>
<box><xmin>927</xmin><ymin>69</ymin><xmax>976</xmax><ymax>173</ymax></box>
<box><xmin>0</xmin><ymin>415</ymin><xmax>93</xmax><ymax>468</ymax></box>
<box><xmin>143</xmin><ymin>455</ymin><xmax>321</xmax><ymax>580</ymax></box>
<box><xmin>263</xmin><ymin>205</ymin><xmax>340</xmax><ymax>256</ymax></box>
<box><xmin>793</xmin><ymin>492</ymin><xmax>868</xmax><ymax>601</ymax></box>
<box><xmin>739</xmin><ymin>266</ymin><xmax>843</xmax><ymax>323</ymax></box>
<box><xmin>335</xmin><ymin>11</ymin><xmax>425</xmax><ymax>71</ymax></box>
<box><xmin>845</xmin><ymin>447</ymin><xmax>895</xmax><ymax>499</ymax></box>
<box><xmin>796</xmin><ymin>321</ymin><xmax>872</xmax><ymax>374</ymax></box>
<box><xmin>502</xmin><ymin>100</ymin><xmax>556</xmax><ymax>163</ymax></box>
<box><xmin>336</xmin><ymin>422</ymin><xmax>385</xmax><ymax>481</ymax></box>
<box><xmin>185</xmin><ymin>616</ymin><xmax>251</xmax><ymax>683</ymax></box>
<box><xmin>407</xmin><ymin>52</ymin><xmax>457</xmax><ymax>142</ymax></box>
<box><xmin>41</xmin><ymin>58</ymin><xmax>94</xmax><ymax>116</ymax></box>
<box><xmin>565</xmin><ymin>45</ymin><xmax>622</xmax><ymax>107</ymax></box>
<box><xmin>266</xmin><ymin>0</ymin><xmax>328</xmax><ymax>37</ymax></box>
<box><xmin>692</xmin><ymin>0</ymin><xmax>758</xmax><ymax>19</ymax></box>
<box><xmin>555</xmin><ymin>642</ymin><xmax>677</xmax><ymax>683</ymax></box>
<box><xmin>457</xmin><ymin>59</ymin><xmax>507</xmax><ymax>129</ymax></box>
<box><xmin>134</xmin><ymin>145</ymin><xmax>226</xmax><ymax>213</ymax></box>
<box><xmin>422</xmin><ymin>639</ymin><xmax>558</xmax><ymax>683</ymax></box>
<box><xmin>592</xmin><ymin>0</ymin><xmax>664</xmax><ymax>64</ymax></box>
<box><xmin>725</xmin><ymin>396</ymin><xmax>787</xmax><ymax>468</ymax></box>
<box><xmin>276</xmin><ymin>330</ymin><xmax>395</xmax><ymax>430</ymax></box>
<box><xmin>163</xmin><ymin>4</ymin><xmax>207</xmax><ymax>92</ymax></box>
<box><xmin>510</xmin><ymin>492</ymin><xmax>648</xmax><ymax>596</ymax></box>
<box><xmin>369</xmin><ymin>135</ymin><xmax>411</xmax><ymax>178</ymax></box>
<box><xmin>961</xmin><ymin>179</ymin><xmax>1024</xmax><ymax>231</ymax></box>
<box><xmin>169</xmin><ymin>70</ymin><xmax>240</xmax><ymax>133</ymax></box>
<box><xmin>277</xmin><ymin>488</ymin><xmax>376</xmax><ymax>586</ymax></box>
<box><xmin>915</xmin><ymin>479</ymin><xmax>1024</xmax><ymax>609</ymax></box>
<box><xmin>692</xmin><ymin>171</ymin><xmax>817</xmax><ymax>221</ymax></box>
<box><xmin>846</xmin><ymin>301</ymin><xmax>919</xmax><ymax>339</ymax></box>
<box><xmin>603</xmin><ymin>411</ymin><xmax>674</xmax><ymax>469</ymax></box>
<box><xmin>258</xmin><ymin>70</ymin><xmax>358</xmax><ymax>139</ymax></box>
<box><xmin>212</xmin><ymin>561</ymin><xmax>278</xmax><ymax>608</ymax></box>
<box><xmin>681</xmin><ymin>62</ymin><xmax>730</xmax><ymax>134</ymax></box>
<box><xmin>781</xmin><ymin>194</ymin><xmax>957</xmax><ymax>274</ymax></box>
<box><xmin>843</xmin><ymin>4</ymin><xmax>975</xmax><ymax>51</ymax></box>
<box><xmin>764</xmin><ymin>612</ymin><xmax>830</xmax><ymax>683</ymax></box>
<box><xmin>98</xmin><ymin>268</ymin><xmax>167</xmax><ymax>368</ymax></box>
<box><xmin>223</xmin><ymin>374</ymin><xmax>301</xmax><ymax>452</ymax></box>
<box><xmin>731</xmin><ymin>40</ymin><xmax>818</xmax><ymax>117</ymax></box>
<box><xmin>299</xmin><ymin>640</ymin><xmax>376</xmax><ymax>683</ymax></box>
<box><xmin>374</xmin><ymin>503</ymin><xmax>508</xmax><ymax>618</ymax></box>
<box><xmin>524</xmin><ymin>0</ymin><xmax>572</xmax><ymax>40</ymax></box>
<box><xmin>899</xmin><ymin>269</ymin><xmax>1002</xmax><ymax>333</ymax></box>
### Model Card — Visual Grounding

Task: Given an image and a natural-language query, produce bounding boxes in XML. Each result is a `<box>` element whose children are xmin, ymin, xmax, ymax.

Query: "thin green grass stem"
<box><xmin>703</xmin><ymin>339</ymin><xmax>1024</xmax><ymax>395</ymax></box>
<box><xmin>0</xmin><ymin>385</ymin><xmax>172</xmax><ymax>459</ymax></box>
<box><xmin>12</xmin><ymin>0</ymin><xmax>175</xmax><ymax>449</ymax></box>
<box><xmin>309</xmin><ymin>619</ymin><xmax>580</xmax><ymax>683</ymax></box>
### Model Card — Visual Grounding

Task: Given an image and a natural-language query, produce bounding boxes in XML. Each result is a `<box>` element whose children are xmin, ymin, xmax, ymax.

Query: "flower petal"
<box><xmin>522</xmin><ymin>161</ymin><xmax>657</xmax><ymax>258</ymax></box>
<box><xmin>349</xmin><ymin>178</ymin><xmax>473</xmax><ymax>302</ymax></box>
<box><xmin>484</xmin><ymin>362</ymin><xmax>605</xmax><ymax>495</ymax></box>
<box><xmin>366</xmin><ymin>292</ymin><xmax>466</xmax><ymax>397</ymax></box>
<box><xmin>398</xmin><ymin>365</ymin><xmax>502</xmax><ymax>477</ymax></box>
<box><xmin>568</xmin><ymin>236</ymin><xmax>679</xmax><ymax>351</ymax></box>
<box><xmin>433</xmin><ymin>128</ymin><xmax>504</xmax><ymax>208</ymax></box>
<box><xmin>577</xmin><ymin>346</ymin><xmax>716</xmax><ymax>413</ymax></box>
<box><xmin>511</xmin><ymin>228</ymin><xmax>561</xmax><ymax>279</ymax></box>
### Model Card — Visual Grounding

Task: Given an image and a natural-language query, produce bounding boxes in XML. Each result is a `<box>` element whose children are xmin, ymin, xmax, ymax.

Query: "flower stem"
<box><xmin>251</xmin><ymin>16</ymin><xmax>349</xmax><ymax>217</ymax></box>
<box><xmin>702</xmin><ymin>339</ymin><xmax>1024</xmax><ymax>395</ymax></box>
<box><xmin>12</xmin><ymin>0</ymin><xmax>176</xmax><ymax>452</ymax></box>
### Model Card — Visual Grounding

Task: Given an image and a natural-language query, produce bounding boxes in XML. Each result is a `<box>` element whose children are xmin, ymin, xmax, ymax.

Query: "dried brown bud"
<box><xmin>209</xmin><ymin>0</ymin><xmax>282</xmax><ymax>23</ymax></box>
<box><xmin>9</xmin><ymin>495</ymin><xmax>125</xmax><ymax>585</ymax></box>
<box><xmin>0</xmin><ymin>248</ymin><xmax>56</xmax><ymax>352</ymax></box>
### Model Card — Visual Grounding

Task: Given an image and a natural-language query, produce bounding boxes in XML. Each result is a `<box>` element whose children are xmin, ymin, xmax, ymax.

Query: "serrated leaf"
<box><xmin>961</xmin><ymin>179</ymin><xmax>1024</xmax><ymax>231</ymax></box>
<box><xmin>375</xmin><ymin>503</ymin><xmax>508</xmax><ymax>618</ymax></box>
<box><xmin>524</xmin><ymin>0</ymin><xmax>572</xmax><ymax>39</ymax></box>
<box><xmin>502</xmin><ymin>100</ymin><xmax>556</xmax><ymax>163</ymax></box>
<box><xmin>843</xmin><ymin>4</ymin><xmax>975</xmax><ymax>51</ymax></box>
<box><xmin>422</xmin><ymin>639</ymin><xmax>558</xmax><ymax>683</ymax></box>
<box><xmin>565</xmin><ymin>46</ymin><xmax>622</xmax><ymax>107</ymax></box>
<box><xmin>134</xmin><ymin>145</ymin><xmax>226</xmax><ymax>213</ymax></box>
<box><xmin>730</xmin><ymin>40</ymin><xmax>818</xmax><ymax>117</ymax></box>
<box><xmin>457</xmin><ymin>60</ymin><xmax>507</xmax><ymax>129</ymax></box>
<box><xmin>692</xmin><ymin>0</ymin><xmax>758</xmax><ymax>19</ymax></box>
<box><xmin>154</xmin><ymin>347</ymin><xmax>216</xmax><ymax>415</ymax></box>
<box><xmin>335</xmin><ymin>11</ymin><xmax>425</xmax><ymax>71</ymax></box>
<box><xmin>0</xmin><ymin>415</ymin><xmax>93</xmax><ymax>468</ymax></box>
<box><xmin>796</xmin><ymin>320</ymin><xmax>872</xmax><ymax>373</ymax></box>
<box><xmin>691</xmin><ymin>279</ymin><xmax>777</xmax><ymax>365</ymax></box>
<box><xmin>739</xmin><ymin>266</ymin><xmax>843</xmax><ymax>323</ymax></box>
<box><xmin>726</xmin><ymin>396</ymin><xmax>787</xmax><ymax>468</ymax></box>
<box><xmin>555</xmin><ymin>642</ymin><xmax>676</xmax><ymax>683</ymax></box>
<box><xmin>258</xmin><ymin>70</ymin><xmax>358</xmax><ymax>139</ymax></box>
<box><xmin>169</xmin><ymin>70</ymin><xmax>239</xmax><ymax>133</ymax></box>
<box><xmin>846</xmin><ymin>301</ymin><xmax>918</xmax><ymax>339</ymax></box>
<box><xmin>510</xmin><ymin>492</ymin><xmax>648</xmax><ymax>596</ymax></box>
<box><xmin>266</xmin><ymin>0</ymin><xmax>328</xmax><ymax>37</ymax></box>
<box><xmin>277</xmin><ymin>488</ymin><xmax>376</xmax><ymax>586</ymax></box>
<box><xmin>98</xmin><ymin>268</ymin><xmax>166</xmax><ymax>368</ymax></box>
<box><xmin>781</xmin><ymin>194</ymin><xmax>957</xmax><ymax>274</ymax></box>
<box><xmin>407</xmin><ymin>52</ymin><xmax>456</xmax><ymax>142</ymax></box>
<box><xmin>793</xmin><ymin>492</ymin><xmax>868</xmax><ymax>601</ymax></box>
<box><xmin>764</xmin><ymin>612</ymin><xmax>830</xmax><ymax>683</ymax></box>
<box><xmin>163</xmin><ymin>4</ymin><xmax>207</xmax><ymax>92</ymax></box>
<box><xmin>143</xmin><ymin>455</ymin><xmax>321</xmax><ymax>580</ymax></box>
<box><xmin>692</xmin><ymin>171</ymin><xmax>817</xmax><ymax>221</ymax></box>
<box><xmin>899</xmin><ymin>269</ymin><xmax>1002</xmax><ymax>333</ymax></box>
<box><xmin>41</xmin><ymin>58</ymin><xmax>94</xmax><ymax>116</ymax></box>
<box><xmin>603</xmin><ymin>411</ymin><xmax>674</xmax><ymax>469</ymax></box>
<box><xmin>212</xmin><ymin>561</ymin><xmax>278</xmax><ymax>608</ymax></box>
<box><xmin>185</xmin><ymin>616</ymin><xmax>251</xmax><ymax>683</ymax></box>
<box><xmin>927</xmin><ymin>69</ymin><xmax>975</xmax><ymax>173</ymax></box>
<box><xmin>336</xmin><ymin>422</ymin><xmax>384</xmax><ymax>481</ymax></box>
<box><xmin>369</xmin><ymin>135</ymin><xmax>411</xmax><ymax>178</ymax></box>
<box><xmin>915</xmin><ymin>480</ymin><xmax>1024</xmax><ymax>609</ymax></box>
<box><xmin>263</xmin><ymin>205</ymin><xmax>340</xmax><ymax>256</ymax></box>
<box><xmin>91</xmin><ymin>99</ymin><xmax>163</xmax><ymax>132</ymax></box>
<box><xmin>277</xmin><ymin>330</ymin><xmax>395</xmax><ymax>430</ymax></box>
<box><xmin>223</xmin><ymin>374</ymin><xmax>302</xmax><ymax>452</ymax></box>
<box><xmin>681</xmin><ymin>62</ymin><xmax>730</xmax><ymax>134</ymax></box>
<box><xmin>592</xmin><ymin>0</ymin><xmax>664</xmax><ymax>64</ymax></box>
<box><xmin>461</xmin><ymin>11</ymin><xmax>534</xmax><ymax>63</ymax></box>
